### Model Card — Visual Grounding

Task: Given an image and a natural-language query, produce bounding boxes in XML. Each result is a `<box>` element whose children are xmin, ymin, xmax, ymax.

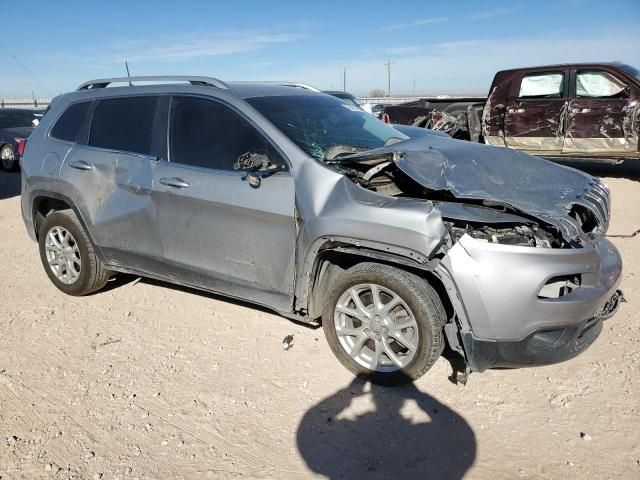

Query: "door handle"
<box><xmin>508</xmin><ymin>108</ymin><xmax>526</xmax><ymax>114</ymax></box>
<box><xmin>159</xmin><ymin>177</ymin><xmax>190</xmax><ymax>188</ymax></box>
<box><xmin>68</xmin><ymin>160</ymin><xmax>92</xmax><ymax>171</ymax></box>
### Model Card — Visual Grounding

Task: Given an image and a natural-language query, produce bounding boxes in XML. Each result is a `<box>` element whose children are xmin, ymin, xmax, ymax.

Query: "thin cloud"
<box><xmin>384</xmin><ymin>40</ymin><xmax>481</xmax><ymax>56</ymax></box>
<box><xmin>98</xmin><ymin>30</ymin><xmax>303</xmax><ymax>64</ymax></box>
<box><xmin>380</xmin><ymin>17</ymin><xmax>447</xmax><ymax>32</ymax></box>
<box><xmin>468</xmin><ymin>6</ymin><xmax>524</xmax><ymax>20</ymax></box>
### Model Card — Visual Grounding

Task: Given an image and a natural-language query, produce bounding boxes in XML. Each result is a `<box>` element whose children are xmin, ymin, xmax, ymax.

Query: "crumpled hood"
<box><xmin>348</xmin><ymin>134</ymin><xmax>609</xmax><ymax>242</ymax></box>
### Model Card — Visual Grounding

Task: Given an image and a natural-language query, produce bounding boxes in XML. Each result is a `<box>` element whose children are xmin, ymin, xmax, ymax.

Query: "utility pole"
<box><xmin>125</xmin><ymin>61</ymin><xmax>132</xmax><ymax>86</ymax></box>
<box><xmin>343</xmin><ymin>67</ymin><xmax>347</xmax><ymax>92</ymax></box>
<box><xmin>385</xmin><ymin>60</ymin><xmax>394</xmax><ymax>97</ymax></box>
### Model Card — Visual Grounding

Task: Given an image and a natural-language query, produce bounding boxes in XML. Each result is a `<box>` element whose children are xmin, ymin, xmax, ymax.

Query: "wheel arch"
<box><xmin>299</xmin><ymin>241</ymin><xmax>454</xmax><ymax>324</ymax></box>
<box><xmin>29</xmin><ymin>191</ymin><xmax>104</xmax><ymax>262</ymax></box>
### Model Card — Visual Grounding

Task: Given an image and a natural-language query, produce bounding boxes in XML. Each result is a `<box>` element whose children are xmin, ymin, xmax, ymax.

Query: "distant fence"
<box><xmin>2</xmin><ymin>96</ymin><xmax>423</xmax><ymax>108</ymax></box>
<box><xmin>1</xmin><ymin>95</ymin><xmax>447</xmax><ymax>109</ymax></box>
<box><xmin>357</xmin><ymin>96</ymin><xmax>423</xmax><ymax>105</ymax></box>
<box><xmin>1</xmin><ymin>98</ymin><xmax>51</xmax><ymax>109</ymax></box>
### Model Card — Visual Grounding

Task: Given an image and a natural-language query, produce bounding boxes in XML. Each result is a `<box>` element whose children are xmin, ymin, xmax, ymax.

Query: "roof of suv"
<box><xmin>74</xmin><ymin>76</ymin><xmax>325</xmax><ymax>101</ymax></box>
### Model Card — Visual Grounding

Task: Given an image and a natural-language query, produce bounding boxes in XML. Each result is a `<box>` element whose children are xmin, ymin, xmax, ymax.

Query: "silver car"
<box><xmin>20</xmin><ymin>76</ymin><xmax>623</xmax><ymax>385</ymax></box>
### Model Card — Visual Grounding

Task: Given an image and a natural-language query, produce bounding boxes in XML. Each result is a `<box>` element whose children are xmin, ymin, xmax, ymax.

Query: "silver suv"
<box><xmin>20</xmin><ymin>76</ymin><xmax>623</xmax><ymax>385</ymax></box>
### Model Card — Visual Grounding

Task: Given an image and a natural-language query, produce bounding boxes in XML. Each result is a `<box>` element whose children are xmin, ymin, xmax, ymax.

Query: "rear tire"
<box><xmin>38</xmin><ymin>210</ymin><xmax>110</xmax><ymax>296</ymax></box>
<box><xmin>0</xmin><ymin>144</ymin><xmax>18</xmax><ymax>172</ymax></box>
<box><xmin>323</xmin><ymin>262</ymin><xmax>446</xmax><ymax>386</ymax></box>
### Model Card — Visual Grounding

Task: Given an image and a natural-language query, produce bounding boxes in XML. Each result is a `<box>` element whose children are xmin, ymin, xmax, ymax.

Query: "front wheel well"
<box><xmin>307</xmin><ymin>250</ymin><xmax>454</xmax><ymax>324</ymax></box>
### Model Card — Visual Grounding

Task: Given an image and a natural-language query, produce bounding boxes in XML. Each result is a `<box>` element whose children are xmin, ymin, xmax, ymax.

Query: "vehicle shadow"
<box><xmin>0</xmin><ymin>171</ymin><xmax>21</xmax><ymax>200</ymax></box>
<box><xmin>297</xmin><ymin>377</ymin><xmax>476</xmax><ymax>479</ymax></box>
<box><xmin>555</xmin><ymin>159</ymin><xmax>640</xmax><ymax>181</ymax></box>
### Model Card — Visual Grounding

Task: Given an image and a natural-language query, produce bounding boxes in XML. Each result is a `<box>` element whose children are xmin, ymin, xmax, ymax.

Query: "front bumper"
<box><xmin>462</xmin><ymin>289</ymin><xmax>623</xmax><ymax>372</ymax></box>
<box><xmin>439</xmin><ymin>234</ymin><xmax>623</xmax><ymax>370</ymax></box>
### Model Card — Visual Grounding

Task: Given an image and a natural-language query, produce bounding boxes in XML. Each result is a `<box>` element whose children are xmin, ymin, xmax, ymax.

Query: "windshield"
<box><xmin>619</xmin><ymin>64</ymin><xmax>640</xmax><ymax>81</ymax></box>
<box><xmin>0</xmin><ymin>110</ymin><xmax>36</xmax><ymax>129</ymax></box>
<box><xmin>247</xmin><ymin>95</ymin><xmax>408</xmax><ymax>160</ymax></box>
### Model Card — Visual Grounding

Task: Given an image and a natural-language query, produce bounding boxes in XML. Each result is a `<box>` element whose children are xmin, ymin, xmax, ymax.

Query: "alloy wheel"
<box><xmin>333</xmin><ymin>283</ymin><xmax>419</xmax><ymax>372</ymax></box>
<box><xmin>45</xmin><ymin>226</ymin><xmax>82</xmax><ymax>285</ymax></box>
<box><xmin>1</xmin><ymin>146</ymin><xmax>15</xmax><ymax>170</ymax></box>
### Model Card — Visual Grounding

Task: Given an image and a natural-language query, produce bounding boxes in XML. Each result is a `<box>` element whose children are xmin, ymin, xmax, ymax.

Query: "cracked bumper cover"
<box><xmin>441</xmin><ymin>234</ymin><xmax>623</xmax><ymax>372</ymax></box>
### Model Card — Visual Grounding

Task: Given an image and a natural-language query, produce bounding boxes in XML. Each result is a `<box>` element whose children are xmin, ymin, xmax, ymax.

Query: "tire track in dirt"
<box><xmin>135</xmin><ymin>397</ymin><xmax>281</xmax><ymax>478</ymax></box>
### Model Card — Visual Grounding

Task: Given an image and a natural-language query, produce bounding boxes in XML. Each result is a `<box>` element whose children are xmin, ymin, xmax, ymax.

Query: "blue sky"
<box><xmin>1</xmin><ymin>0</ymin><xmax>639</xmax><ymax>98</ymax></box>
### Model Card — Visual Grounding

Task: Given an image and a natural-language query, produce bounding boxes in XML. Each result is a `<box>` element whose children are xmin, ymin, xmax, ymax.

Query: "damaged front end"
<box><xmin>324</xmin><ymin>134</ymin><xmax>623</xmax><ymax>374</ymax></box>
<box><xmin>326</xmin><ymin>133</ymin><xmax>611</xmax><ymax>246</ymax></box>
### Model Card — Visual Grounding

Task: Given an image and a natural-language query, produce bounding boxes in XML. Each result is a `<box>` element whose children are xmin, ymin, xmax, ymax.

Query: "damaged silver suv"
<box><xmin>20</xmin><ymin>76</ymin><xmax>623</xmax><ymax>385</ymax></box>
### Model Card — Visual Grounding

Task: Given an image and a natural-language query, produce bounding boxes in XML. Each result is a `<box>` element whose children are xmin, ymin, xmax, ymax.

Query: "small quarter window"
<box><xmin>576</xmin><ymin>71</ymin><xmax>627</xmax><ymax>98</ymax></box>
<box><xmin>50</xmin><ymin>102</ymin><xmax>92</xmax><ymax>142</ymax></box>
<box><xmin>169</xmin><ymin>96</ymin><xmax>286</xmax><ymax>171</ymax></box>
<box><xmin>89</xmin><ymin>97</ymin><xmax>159</xmax><ymax>156</ymax></box>
<box><xmin>519</xmin><ymin>73</ymin><xmax>564</xmax><ymax>99</ymax></box>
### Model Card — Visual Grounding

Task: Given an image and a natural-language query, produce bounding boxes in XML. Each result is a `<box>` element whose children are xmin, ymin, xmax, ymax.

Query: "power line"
<box><xmin>0</xmin><ymin>40</ymin><xmax>53</xmax><ymax>96</ymax></box>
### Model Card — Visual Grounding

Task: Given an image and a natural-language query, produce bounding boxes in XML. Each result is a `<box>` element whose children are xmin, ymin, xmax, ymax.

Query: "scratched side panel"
<box><xmin>563</xmin><ymin>96</ymin><xmax>640</xmax><ymax>157</ymax></box>
<box><xmin>59</xmin><ymin>146</ymin><xmax>161</xmax><ymax>263</ymax></box>
<box><xmin>503</xmin><ymin>99</ymin><xmax>566</xmax><ymax>153</ymax></box>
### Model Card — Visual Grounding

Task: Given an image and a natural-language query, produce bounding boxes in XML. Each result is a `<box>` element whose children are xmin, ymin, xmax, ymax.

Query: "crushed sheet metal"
<box><xmin>342</xmin><ymin>134</ymin><xmax>605</xmax><ymax>241</ymax></box>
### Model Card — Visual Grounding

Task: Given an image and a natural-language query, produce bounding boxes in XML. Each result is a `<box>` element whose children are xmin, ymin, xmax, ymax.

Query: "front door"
<box><xmin>504</xmin><ymin>70</ymin><xmax>567</xmax><ymax>154</ymax></box>
<box><xmin>152</xmin><ymin>96</ymin><xmax>297</xmax><ymax>311</ymax></box>
<box><xmin>563</xmin><ymin>69</ymin><xmax>638</xmax><ymax>157</ymax></box>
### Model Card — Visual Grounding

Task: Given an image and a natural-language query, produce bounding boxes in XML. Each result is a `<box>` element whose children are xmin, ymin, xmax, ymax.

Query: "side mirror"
<box><xmin>234</xmin><ymin>151</ymin><xmax>269</xmax><ymax>171</ymax></box>
<box><xmin>235</xmin><ymin>151</ymin><xmax>282</xmax><ymax>188</ymax></box>
<box><xmin>32</xmin><ymin>119</ymin><xmax>40</xmax><ymax>127</ymax></box>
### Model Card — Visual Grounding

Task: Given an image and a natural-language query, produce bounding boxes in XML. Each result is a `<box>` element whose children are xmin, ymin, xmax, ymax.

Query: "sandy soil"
<box><xmin>0</xmin><ymin>161</ymin><xmax>638</xmax><ymax>480</ymax></box>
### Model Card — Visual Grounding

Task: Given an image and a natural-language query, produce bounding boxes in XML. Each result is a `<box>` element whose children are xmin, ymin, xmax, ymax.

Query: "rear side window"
<box><xmin>89</xmin><ymin>97</ymin><xmax>159</xmax><ymax>156</ymax></box>
<box><xmin>50</xmin><ymin>101</ymin><xmax>92</xmax><ymax>142</ymax></box>
<box><xmin>169</xmin><ymin>96</ymin><xmax>286</xmax><ymax>171</ymax></box>
<box><xmin>519</xmin><ymin>72</ymin><xmax>564</xmax><ymax>99</ymax></box>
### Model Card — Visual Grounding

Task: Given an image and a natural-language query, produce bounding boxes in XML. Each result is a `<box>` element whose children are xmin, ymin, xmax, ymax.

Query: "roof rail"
<box><xmin>276</xmin><ymin>82</ymin><xmax>321</xmax><ymax>92</ymax></box>
<box><xmin>239</xmin><ymin>81</ymin><xmax>321</xmax><ymax>92</ymax></box>
<box><xmin>77</xmin><ymin>76</ymin><xmax>229</xmax><ymax>91</ymax></box>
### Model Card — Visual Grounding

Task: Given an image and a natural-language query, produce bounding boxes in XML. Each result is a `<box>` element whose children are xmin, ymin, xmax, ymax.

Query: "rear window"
<box><xmin>519</xmin><ymin>72</ymin><xmax>564</xmax><ymax>99</ymax></box>
<box><xmin>89</xmin><ymin>97</ymin><xmax>159</xmax><ymax>156</ymax></box>
<box><xmin>50</xmin><ymin>101</ymin><xmax>92</xmax><ymax>142</ymax></box>
<box><xmin>0</xmin><ymin>110</ymin><xmax>37</xmax><ymax>129</ymax></box>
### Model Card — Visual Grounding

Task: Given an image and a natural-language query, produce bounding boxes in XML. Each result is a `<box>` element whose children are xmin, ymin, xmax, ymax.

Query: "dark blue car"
<box><xmin>0</xmin><ymin>108</ymin><xmax>39</xmax><ymax>171</ymax></box>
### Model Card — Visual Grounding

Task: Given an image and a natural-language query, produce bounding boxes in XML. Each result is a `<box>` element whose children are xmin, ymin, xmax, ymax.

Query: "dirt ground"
<box><xmin>0</xmin><ymin>160</ymin><xmax>638</xmax><ymax>480</ymax></box>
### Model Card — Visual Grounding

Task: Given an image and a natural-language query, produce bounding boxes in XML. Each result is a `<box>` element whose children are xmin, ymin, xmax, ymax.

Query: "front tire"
<box><xmin>0</xmin><ymin>144</ymin><xmax>18</xmax><ymax>172</ymax></box>
<box><xmin>38</xmin><ymin>210</ymin><xmax>110</xmax><ymax>296</ymax></box>
<box><xmin>323</xmin><ymin>263</ymin><xmax>446</xmax><ymax>385</ymax></box>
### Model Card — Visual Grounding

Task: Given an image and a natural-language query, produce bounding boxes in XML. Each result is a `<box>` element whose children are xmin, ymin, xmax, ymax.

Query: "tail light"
<box><xmin>16</xmin><ymin>138</ymin><xmax>27</xmax><ymax>157</ymax></box>
<box><xmin>382</xmin><ymin>113</ymin><xmax>390</xmax><ymax>124</ymax></box>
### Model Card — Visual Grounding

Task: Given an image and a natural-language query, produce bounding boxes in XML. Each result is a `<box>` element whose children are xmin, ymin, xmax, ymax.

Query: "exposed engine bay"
<box><xmin>324</xmin><ymin>147</ymin><xmax>563</xmax><ymax>248</ymax></box>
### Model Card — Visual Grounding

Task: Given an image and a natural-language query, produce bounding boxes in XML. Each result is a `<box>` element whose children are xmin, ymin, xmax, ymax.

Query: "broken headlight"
<box><xmin>449</xmin><ymin>224</ymin><xmax>554</xmax><ymax>248</ymax></box>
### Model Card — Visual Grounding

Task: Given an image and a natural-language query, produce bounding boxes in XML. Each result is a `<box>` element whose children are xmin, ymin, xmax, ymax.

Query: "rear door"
<box><xmin>563</xmin><ymin>69</ymin><xmax>638</xmax><ymax>157</ymax></box>
<box><xmin>504</xmin><ymin>70</ymin><xmax>567</xmax><ymax>153</ymax></box>
<box><xmin>60</xmin><ymin>96</ymin><xmax>165</xmax><ymax>268</ymax></box>
<box><xmin>152</xmin><ymin>96</ymin><xmax>296</xmax><ymax>311</ymax></box>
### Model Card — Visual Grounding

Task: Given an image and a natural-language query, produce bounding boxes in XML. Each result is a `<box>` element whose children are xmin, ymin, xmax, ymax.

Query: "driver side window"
<box><xmin>169</xmin><ymin>96</ymin><xmax>287</xmax><ymax>171</ymax></box>
<box><xmin>576</xmin><ymin>71</ymin><xmax>627</xmax><ymax>98</ymax></box>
